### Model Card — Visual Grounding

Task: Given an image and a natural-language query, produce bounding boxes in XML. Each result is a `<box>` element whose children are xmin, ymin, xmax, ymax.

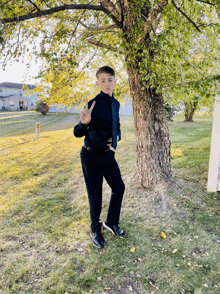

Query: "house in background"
<box><xmin>0</xmin><ymin>95</ymin><xmax>30</xmax><ymax>111</ymax></box>
<box><xmin>0</xmin><ymin>82</ymin><xmax>133</xmax><ymax>115</ymax></box>
<box><xmin>0</xmin><ymin>82</ymin><xmax>39</xmax><ymax>111</ymax></box>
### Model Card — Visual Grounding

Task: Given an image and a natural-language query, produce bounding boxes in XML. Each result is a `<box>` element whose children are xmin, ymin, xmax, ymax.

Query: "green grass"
<box><xmin>170</xmin><ymin>112</ymin><xmax>213</xmax><ymax>184</ymax></box>
<box><xmin>0</xmin><ymin>111</ymin><xmax>219</xmax><ymax>294</ymax></box>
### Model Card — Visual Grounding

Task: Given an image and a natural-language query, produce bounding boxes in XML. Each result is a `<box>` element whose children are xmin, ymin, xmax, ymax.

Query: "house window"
<box><xmin>19</xmin><ymin>90</ymin><xmax>22</xmax><ymax>96</ymax></box>
<box><xmin>10</xmin><ymin>101</ymin><xmax>14</xmax><ymax>106</ymax></box>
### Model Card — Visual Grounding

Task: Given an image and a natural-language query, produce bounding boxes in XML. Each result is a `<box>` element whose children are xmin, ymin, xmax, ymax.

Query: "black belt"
<box><xmin>83</xmin><ymin>144</ymin><xmax>110</xmax><ymax>152</ymax></box>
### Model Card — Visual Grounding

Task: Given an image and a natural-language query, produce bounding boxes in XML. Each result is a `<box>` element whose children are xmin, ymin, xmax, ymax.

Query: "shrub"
<box><xmin>35</xmin><ymin>100</ymin><xmax>49</xmax><ymax>115</ymax></box>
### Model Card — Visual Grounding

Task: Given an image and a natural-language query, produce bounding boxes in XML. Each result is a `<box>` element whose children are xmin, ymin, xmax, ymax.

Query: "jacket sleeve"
<box><xmin>73</xmin><ymin>121</ymin><xmax>88</xmax><ymax>138</ymax></box>
<box><xmin>117</xmin><ymin>103</ymin><xmax>121</xmax><ymax>141</ymax></box>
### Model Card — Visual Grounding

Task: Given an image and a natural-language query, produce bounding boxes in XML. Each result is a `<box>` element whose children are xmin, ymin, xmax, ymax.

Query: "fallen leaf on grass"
<box><xmin>159</xmin><ymin>232</ymin><xmax>166</xmax><ymax>239</ymax></box>
<box><xmin>77</xmin><ymin>247</ymin><xmax>84</xmax><ymax>252</ymax></box>
<box><xmin>104</xmin><ymin>287</ymin><xmax>111</xmax><ymax>290</ymax></box>
<box><xmin>149</xmin><ymin>281</ymin><xmax>159</xmax><ymax>290</ymax></box>
<box><xmin>130</xmin><ymin>247</ymin><xmax>136</xmax><ymax>252</ymax></box>
<box><xmin>195</xmin><ymin>262</ymin><xmax>203</xmax><ymax>268</ymax></box>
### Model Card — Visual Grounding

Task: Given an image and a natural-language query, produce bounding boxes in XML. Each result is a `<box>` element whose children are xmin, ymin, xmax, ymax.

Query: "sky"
<box><xmin>0</xmin><ymin>59</ymin><xmax>41</xmax><ymax>85</ymax></box>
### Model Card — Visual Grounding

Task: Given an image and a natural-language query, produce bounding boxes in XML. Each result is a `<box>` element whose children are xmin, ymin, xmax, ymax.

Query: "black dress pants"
<box><xmin>80</xmin><ymin>147</ymin><xmax>125</xmax><ymax>233</ymax></box>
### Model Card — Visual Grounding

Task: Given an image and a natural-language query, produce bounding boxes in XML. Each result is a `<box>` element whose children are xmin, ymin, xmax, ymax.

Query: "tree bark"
<box><xmin>122</xmin><ymin>0</ymin><xmax>172</xmax><ymax>188</ymax></box>
<box><xmin>184</xmin><ymin>101</ymin><xmax>198</xmax><ymax>122</ymax></box>
<box><xmin>127</xmin><ymin>65</ymin><xmax>173</xmax><ymax>188</ymax></box>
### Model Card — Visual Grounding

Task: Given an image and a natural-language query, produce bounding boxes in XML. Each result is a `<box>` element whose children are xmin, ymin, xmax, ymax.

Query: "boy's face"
<box><xmin>96</xmin><ymin>72</ymin><xmax>117</xmax><ymax>96</ymax></box>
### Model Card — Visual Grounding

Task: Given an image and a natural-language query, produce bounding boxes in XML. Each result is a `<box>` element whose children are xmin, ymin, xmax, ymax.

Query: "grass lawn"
<box><xmin>0</xmin><ymin>111</ymin><xmax>219</xmax><ymax>294</ymax></box>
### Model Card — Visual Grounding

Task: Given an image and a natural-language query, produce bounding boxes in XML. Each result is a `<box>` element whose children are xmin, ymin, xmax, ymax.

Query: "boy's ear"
<box><xmin>96</xmin><ymin>80</ymin><xmax>99</xmax><ymax>87</ymax></box>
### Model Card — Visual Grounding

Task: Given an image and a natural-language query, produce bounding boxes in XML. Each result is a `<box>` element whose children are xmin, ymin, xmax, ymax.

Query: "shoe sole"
<box><xmin>103</xmin><ymin>222</ymin><xmax>116</xmax><ymax>236</ymax></box>
<box><xmin>103</xmin><ymin>222</ymin><xmax>128</xmax><ymax>237</ymax></box>
<box><xmin>90</xmin><ymin>233</ymin><xmax>105</xmax><ymax>248</ymax></box>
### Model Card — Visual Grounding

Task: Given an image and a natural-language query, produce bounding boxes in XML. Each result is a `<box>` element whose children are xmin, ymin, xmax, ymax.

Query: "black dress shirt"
<box><xmin>74</xmin><ymin>91</ymin><xmax>121</xmax><ymax>150</ymax></box>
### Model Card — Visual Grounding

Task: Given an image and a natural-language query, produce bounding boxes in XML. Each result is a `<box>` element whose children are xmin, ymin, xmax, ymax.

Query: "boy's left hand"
<box><xmin>107</xmin><ymin>137</ymin><xmax>119</xmax><ymax>147</ymax></box>
<box><xmin>107</xmin><ymin>138</ymin><xmax>112</xmax><ymax>147</ymax></box>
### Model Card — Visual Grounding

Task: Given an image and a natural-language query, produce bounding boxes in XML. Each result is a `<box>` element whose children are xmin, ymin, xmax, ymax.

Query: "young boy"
<box><xmin>73</xmin><ymin>66</ymin><xmax>127</xmax><ymax>248</ymax></box>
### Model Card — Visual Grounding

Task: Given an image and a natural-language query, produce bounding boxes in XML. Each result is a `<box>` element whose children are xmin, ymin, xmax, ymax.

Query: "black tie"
<box><xmin>110</xmin><ymin>97</ymin><xmax>117</xmax><ymax>149</ymax></box>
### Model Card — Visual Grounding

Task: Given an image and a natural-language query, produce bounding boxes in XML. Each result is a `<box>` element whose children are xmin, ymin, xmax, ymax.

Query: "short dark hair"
<box><xmin>96</xmin><ymin>66</ymin><xmax>115</xmax><ymax>78</ymax></box>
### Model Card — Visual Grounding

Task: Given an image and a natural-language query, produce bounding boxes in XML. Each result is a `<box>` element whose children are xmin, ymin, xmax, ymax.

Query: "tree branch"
<box><xmin>0</xmin><ymin>0</ymin><xmax>11</xmax><ymax>8</ymax></box>
<box><xmin>66</xmin><ymin>10</ymin><xmax>87</xmax><ymax>52</ymax></box>
<box><xmin>26</xmin><ymin>0</ymin><xmax>41</xmax><ymax>12</ymax></box>
<box><xmin>171</xmin><ymin>0</ymin><xmax>201</xmax><ymax>32</ymax></box>
<box><xmin>99</xmin><ymin>0</ymin><xmax>119</xmax><ymax>14</ymax></box>
<box><xmin>1</xmin><ymin>3</ymin><xmax>123</xmax><ymax>28</ymax></box>
<box><xmin>118</xmin><ymin>0</ymin><xmax>124</xmax><ymax>23</ymax></box>
<box><xmin>198</xmin><ymin>22</ymin><xmax>220</xmax><ymax>27</ymax></box>
<box><xmin>140</xmin><ymin>0</ymin><xmax>168</xmax><ymax>42</ymax></box>
<box><xmin>87</xmin><ymin>39</ymin><xmax>118</xmax><ymax>52</ymax></box>
<box><xmin>196</xmin><ymin>0</ymin><xmax>216</xmax><ymax>5</ymax></box>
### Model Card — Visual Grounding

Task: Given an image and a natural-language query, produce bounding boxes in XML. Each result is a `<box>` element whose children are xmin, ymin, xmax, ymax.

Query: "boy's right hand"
<box><xmin>80</xmin><ymin>97</ymin><xmax>96</xmax><ymax>125</ymax></box>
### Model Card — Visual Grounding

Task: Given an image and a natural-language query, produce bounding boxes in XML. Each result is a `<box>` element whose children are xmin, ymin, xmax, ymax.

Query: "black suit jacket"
<box><xmin>74</xmin><ymin>91</ymin><xmax>121</xmax><ymax>149</ymax></box>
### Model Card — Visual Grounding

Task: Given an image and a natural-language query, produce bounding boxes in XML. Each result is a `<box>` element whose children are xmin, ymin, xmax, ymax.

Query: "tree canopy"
<box><xmin>1</xmin><ymin>1</ymin><xmax>219</xmax><ymax>97</ymax></box>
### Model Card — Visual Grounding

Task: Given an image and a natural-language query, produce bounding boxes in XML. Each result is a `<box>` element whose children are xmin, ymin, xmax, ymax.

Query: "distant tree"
<box><xmin>184</xmin><ymin>100</ymin><xmax>198</xmax><ymax>122</ymax></box>
<box><xmin>34</xmin><ymin>53</ymin><xmax>129</xmax><ymax>112</ymax></box>
<box><xmin>35</xmin><ymin>100</ymin><xmax>49</xmax><ymax>115</ymax></box>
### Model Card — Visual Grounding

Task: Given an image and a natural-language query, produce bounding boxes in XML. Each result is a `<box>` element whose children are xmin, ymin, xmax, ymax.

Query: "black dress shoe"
<box><xmin>103</xmin><ymin>221</ymin><xmax>127</xmax><ymax>237</ymax></box>
<box><xmin>90</xmin><ymin>231</ymin><xmax>105</xmax><ymax>248</ymax></box>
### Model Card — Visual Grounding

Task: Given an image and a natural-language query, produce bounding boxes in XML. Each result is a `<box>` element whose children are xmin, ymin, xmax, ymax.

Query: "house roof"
<box><xmin>0</xmin><ymin>82</ymin><xmax>36</xmax><ymax>90</ymax></box>
<box><xmin>0</xmin><ymin>95</ymin><xmax>29</xmax><ymax>101</ymax></box>
<box><xmin>0</xmin><ymin>95</ymin><xmax>14</xmax><ymax>99</ymax></box>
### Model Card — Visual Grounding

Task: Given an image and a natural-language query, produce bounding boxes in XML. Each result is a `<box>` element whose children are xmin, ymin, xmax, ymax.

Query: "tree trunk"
<box><xmin>122</xmin><ymin>0</ymin><xmax>172</xmax><ymax>188</ymax></box>
<box><xmin>184</xmin><ymin>101</ymin><xmax>198</xmax><ymax>122</ymax></box>
<box><xmin>127</xmin><ymin>65</ymin><xmax>173</xmax><ymax>188</ymax></box>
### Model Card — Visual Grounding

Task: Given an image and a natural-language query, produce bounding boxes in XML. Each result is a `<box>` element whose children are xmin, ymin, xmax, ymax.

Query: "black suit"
<box><xmin>74</xmin><ymin>91</ymin><xmax>125</xmax><ymax>233</ymax></box>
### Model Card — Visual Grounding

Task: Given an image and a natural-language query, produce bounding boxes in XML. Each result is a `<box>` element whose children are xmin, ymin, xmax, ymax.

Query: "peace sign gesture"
<box><xmin>80</xmin><ymin>97</ymin><xmax>96</xmax><ymax>125</ymax></box>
